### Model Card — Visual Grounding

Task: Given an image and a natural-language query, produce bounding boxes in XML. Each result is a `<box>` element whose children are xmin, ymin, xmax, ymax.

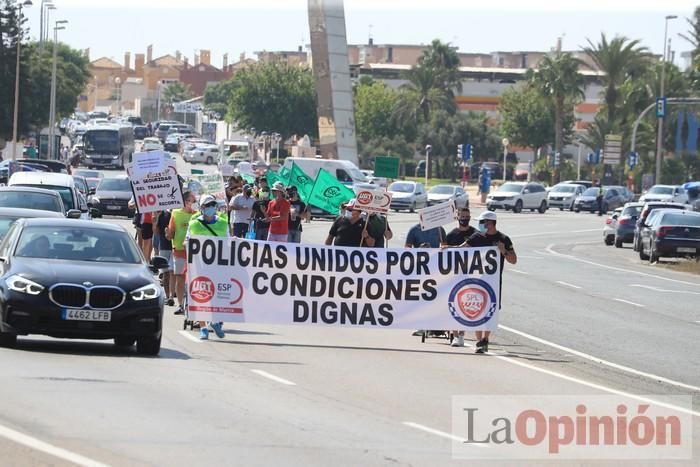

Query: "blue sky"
<box><xmin>24</xmin><ymin>0</ymin><xmax>699</xmax><ymax>67</ymax></box>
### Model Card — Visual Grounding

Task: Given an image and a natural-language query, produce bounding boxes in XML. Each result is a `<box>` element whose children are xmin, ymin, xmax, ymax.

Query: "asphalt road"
<box><xmin>0</xmin><ymin>155</ymin><xmax>698</xmax><ymax>466</ymax></box>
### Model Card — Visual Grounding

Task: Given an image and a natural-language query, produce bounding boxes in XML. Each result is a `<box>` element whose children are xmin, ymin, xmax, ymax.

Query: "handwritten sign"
<box><xmin>418</xmin><ymin>200</ymin><xmax>456</xmax><ymax>231</ymax></box>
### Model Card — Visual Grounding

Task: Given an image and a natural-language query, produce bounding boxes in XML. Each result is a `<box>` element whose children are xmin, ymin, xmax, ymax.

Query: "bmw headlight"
<box><xmin>6</xmin><ymin>275</ymin><xmax>44</xmax><ymax>295</ymax></box>
<box><xmin>130</xmin><ymin>284</ymin><xmax>161</xmax><ymax>301</ymax></box>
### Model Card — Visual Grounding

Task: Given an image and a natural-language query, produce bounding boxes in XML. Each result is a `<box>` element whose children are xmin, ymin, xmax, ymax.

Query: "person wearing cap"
<box><xmin>449</xmin><ymin>210</ymin><xmax>517</xmax><ymax>353</ymax></box>
<box><xmin>287</xmin><ymin>186</ymin><xmax>308</xmax><ymax>243</ymax></box>
<box><xmin>325</xmin><ymin>199</ymin><xmax>374</xmax><ymax>247</ymax></box>
<box><xmin>443</xmin><ymin>206</ymin><xmax>477</xmax><ymax>347</ymax></box>
<box><xmin>186</xmin><ymin>194</ymin><xmax>230</xmax><ymax>340</ymax></box>
<box><xmin>229</xmin><ymin>183</ymin><xmax>256</xmax><ymax>237</ymax></box>
<box><xmin>265</xmin><ymin>181</ymin><xmax>291</xmax><ymax>242</ymax></box>
<box><xmin>166</xmin><ymin>190</ymin><xmax>198</xmax><ymax>316</ymax></box>
<box><xmin>252</xmin><ymin>186</ymin><xmax>272</xmax><ymax>240</ymax></box>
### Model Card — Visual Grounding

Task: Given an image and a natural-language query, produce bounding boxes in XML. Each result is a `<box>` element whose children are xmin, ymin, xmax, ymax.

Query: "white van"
<box><xmin>8</xmin><ymin>172</ymin><xmax>93</xmax><ymax>219</ymax></box>
<box><xmin>282</xmin><ymin>157</ymin><xmax>368</xmax><ymax>185</ymax></box>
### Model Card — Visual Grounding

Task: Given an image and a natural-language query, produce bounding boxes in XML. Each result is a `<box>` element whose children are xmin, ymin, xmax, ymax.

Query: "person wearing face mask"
<box><xmin>325</xmin><ymin>199</ymin><xmax>374</xmax><ymax>247</ymax></box>
<box><xmin>229</xmin><ymin>184</ymin><xmax>256</xmax><ymax>237</ymax></box>
<box><xmin>265</xmin><ymin>182</ymin><xmax>291</xmax><ymax>242</ymax></box>
<box><xmin>186</xmin><ymin>194</ymin><xmax>230</xmax><ymax>340</ymax></box>
<box><xmin>166</xmin><ymin>190</ymin><xmax>198</xmax><ymax>316</ymax></box>
<box><xmin>447</xmin><ymin>210</ymin><xmax>517</xmax><ymax>353</ymax></box>
<box><xmin>252</xmin><ymin>187</ymin><xmax>271</xmax><ymax>240</ymax></box>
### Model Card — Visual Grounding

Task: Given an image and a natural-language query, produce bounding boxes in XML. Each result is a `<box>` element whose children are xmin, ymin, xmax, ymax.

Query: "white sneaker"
<box><xmin>451</xmin><ymin>335</ymin><xmax>464</xmax><ymax>347</ymax></box>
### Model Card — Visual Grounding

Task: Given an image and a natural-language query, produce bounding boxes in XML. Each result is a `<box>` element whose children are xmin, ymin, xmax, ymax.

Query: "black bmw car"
<box><xmin>0</xmin><ymin>219</ymin><xmax>166</xmax><ymax>355</ymax></box>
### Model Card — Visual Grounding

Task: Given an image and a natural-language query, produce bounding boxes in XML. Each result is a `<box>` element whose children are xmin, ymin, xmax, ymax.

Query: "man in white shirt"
<box><xmin>228</xmin><ymin>184</ymin><xmax>255</xmax><ymax>237</ymax></box>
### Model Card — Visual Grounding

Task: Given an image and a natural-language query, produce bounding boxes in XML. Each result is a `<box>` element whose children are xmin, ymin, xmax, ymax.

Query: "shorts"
<box><xmin>158</xmin><ymin>249</ymin><xmax>172</xmax><ymax>271</ymax></box>
<box><xmin>141</xmin><ymin>223</ymin><xmax>153</xmax><ymax>240</ymax></box>
<box><xmin>172</xmin><ymin>254</ymin><xmax>187</xmax><ymax>275</ymax></box>
<box><xmin>232</xmin><ymin>222</ymin><xmax>249</xmax><ymax>238</ymax></box>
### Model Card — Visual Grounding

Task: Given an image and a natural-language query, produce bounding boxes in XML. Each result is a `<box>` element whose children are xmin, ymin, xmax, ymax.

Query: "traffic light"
<box><xmin>457</xmin><ymin>144</ymin><xmax>463</xmax><ymax>160</ymax></box>
<box><xmin>554</xmin><ymin>152</ymin><xmax>561</xmax><ymax>167</ymax></box>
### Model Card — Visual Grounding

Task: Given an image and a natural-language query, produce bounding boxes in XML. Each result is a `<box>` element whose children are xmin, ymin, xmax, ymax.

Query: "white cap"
<box><xmin>271</xmin><ymin>181</ymin><xmax>286</xmax><ymax>192</ymax></box>
<box><xmin>199</xmin><ymin>194</ymin><xmax>216</xmax><ymax>206</ymax></box>
<box><xmin>477</xmin><ymin>211</ymin><xmax>497</xmax><ymax>222</ymax></box>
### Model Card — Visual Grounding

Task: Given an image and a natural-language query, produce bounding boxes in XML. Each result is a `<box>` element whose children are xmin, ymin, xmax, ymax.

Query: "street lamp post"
<box><xmin>114</xmin><ymin>76</ymin><xmax>122</xmax><ymax>115</ymax></box>
<box><xmin>502</xmin><ymin>138</ymin><xmax>510</xmax><ymax>182</ymax></box>
<box><xmin>93</xmin><ymin>75</ymin><xmax>99</xmax><ymax>111</ymax></box>
<box><xmin>43</xmin><ymin>3</ymin><xmax>55</xmax><ymax>43</ymax></box>
<box><xmin>48</xmin><ymin>20</ymin><xmax>67</xmax><ymax>160</ymax></box>
<box><xmin>273</xmin><ymin>132</ymin><xmax>281</xmax><ymax>163</ymax></box>
<box><xmin>424</xmin><ymin>145</ymin><xmax>432</xmax><ymax>188</ymax></box>
<box><xmin>39</xmin><ymin>0</ymin><xmax>52</xmax><ymax>48</ymax></box>
<box><xmin>656</xmin><ymin>14</ymin><xmax>678</xmax><ymax>185</ymax></box>
<box><xmin>11</xmin><ymin>0</ymin><xmax>32</xmax><ymax>161</ymax></box>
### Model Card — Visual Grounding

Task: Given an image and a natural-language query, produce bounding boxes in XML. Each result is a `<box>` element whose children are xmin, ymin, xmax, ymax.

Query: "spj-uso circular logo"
<box><xmin>448</xmin><ymin>278</ymin><xmax>497</xmax><ymax>327</ymax></box>
<box><xmin>190</xmin><ymin>276</ymin><xmax>215</xmax><ymax>303</ymax></box>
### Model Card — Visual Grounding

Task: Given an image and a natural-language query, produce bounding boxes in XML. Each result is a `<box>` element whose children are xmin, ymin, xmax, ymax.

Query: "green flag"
<box><xmin>266</xmin><ymin>170</ymin><xmax>284</xmax><ymax>188</ymax></box>
<box><xmin>308</xmin><ymin>168</ymin><xmax>355</xmax><ymax>215</ymax></box>
<box><xmin>288</xmin><ymin>163</ymin><xmax>314</xmax><ymax>203</ymax></box>
<box><xmin>279</xmin><ymin>166</ymin><xmax>291</xmax><ymax>183</ymax></box>
<box><xmin>241</xmin><ymin>173</ymin><xmax>256</xmax><ymax>184</ymax></box>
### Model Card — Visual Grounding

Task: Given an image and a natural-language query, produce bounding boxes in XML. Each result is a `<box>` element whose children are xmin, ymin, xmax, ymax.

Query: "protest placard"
<box><xmin>186</xmin><ymin>236</ymin><xmax>501</xmax><ymax>331</ymax></box>
<box><xmin>353</xmin><ymin>186</ymin><xmax>392</xmax><ymax>214</ymax></box>
<box><xmin>126</xmin><ymin>160</ymin><xmax>183</xmax><ymax>213</ymax></box>
<box><xmin>131</xmin><ymin>151</ymin><xmax>166</xmax><ymax>179</ymax></box>
<box><xmin>418</xmin><ymin>200</ymin><xmax>456</xmax><ymax>231</ymax></box>
<box><xmin>185</xmin><ymin>172</ymin><xmax>226</xmax><ymax>200</ymax></box>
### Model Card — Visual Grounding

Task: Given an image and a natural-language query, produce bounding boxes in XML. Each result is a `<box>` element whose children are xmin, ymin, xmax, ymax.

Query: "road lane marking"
<box><xmin>489</xmin><ymin>351</ymin><xmax>700</xmax><ymax>418</ymax></box>
<box><xmin>614</xmin><ymin>298</ymin><xmax>645</xmax><ymax>308</ymax></box>
<box><xmin>511</xmin><ymin>229</ymin><xmax>599</xmax><ymax>238</ymax></box>
<box><xmin>499</xmin><ymin>325</ymin><xmax>700</xmax><ymax>393</ymax></box>
<box><xmin>402</xmin><ymin>422</ymin><xmax>488</xmax><ymax>447</ymax></box>
<box><xmin>178</xmin><ymin>330</ymin><xmax>203</xmax><ymax>343</ymax></box>
<box><xmin>556</xmin><ymin>281</ymin><xmax>581</xmax><ymax>289</ymax></box>
<box><xmin>0</xmin><ymin>424</ymin><xmax>109</xmax><ymax>467</ymax></box>
<box><xmin>545</xmin><ymin>244</ymin><xmax>700</xmax><ymax>287</ymax></box>
<box><xmin>250</xmin><ymin>369</ymin><xmax>296</xmax><ymax>386</ymax></box>
<box><xmin>629</xmin><ymin>284</ymin><xmax>700</xmax><ymax>295</ymax></box>
<box><xmin>509</xmin><ymin>269</ymin><xmax>529</xmax><ymax>275</ymax></box>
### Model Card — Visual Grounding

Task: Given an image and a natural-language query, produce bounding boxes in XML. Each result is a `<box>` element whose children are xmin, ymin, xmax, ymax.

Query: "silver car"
<box><xmin>427</xmin><ymin>185</ymin><xmax>469</xmax><ymax>209</ymax></box>
<box><xmin>547</xmin><ymin>183</ymin><xmax>586</xmax><ymax>210</ymax></box>
<box><xmin>487</xmin><ymin>182</ymin><xmax>548</xmax><ymax>213</ymax></box>
<box><xmin>388</xmin><ymin>181</ymin><xmax>428</xmax><ymax>212</ymax></box>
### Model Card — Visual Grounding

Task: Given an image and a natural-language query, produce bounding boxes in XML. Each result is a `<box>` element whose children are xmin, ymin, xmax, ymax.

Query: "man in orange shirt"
<box><xmin>265</xmin><ymin>182</ymin><xmax>290</xmax><ymax>242</ymax></box>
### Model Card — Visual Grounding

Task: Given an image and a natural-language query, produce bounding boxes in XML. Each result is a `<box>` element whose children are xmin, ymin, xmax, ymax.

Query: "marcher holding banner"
<box><xmin>366</xmin><ymin>213</ymin><xmax>392</xmax><ymax>248</ymax></box>
<box><xmin>186</xmin><ymin>194</ymin><xmax>229</xmax><ymax>340</ymax></box>
<box><xmin>445</xmin><ymin>210</ymin><xmax>517</xmax><ymax>353</ymax></box>
<box><xmin>287</xmin><ymin>187</ymin><xmax>308</xmax><ymax>244</ymax></box>
<box><xmin>326</xmin><ymin>199</ymin><xmax>374</xmax><ymax>247</ymax></box>
<box><xmin>166</xmin><ymin>190</ymin><xmax>198</xmax><ymax>316</ymax></box>
<box><xmin>266</xmin><ymin>182</ymin><xmax>291</xmax><ymax>242</ymax></box>
<box><xmin>405</xmin><ymin>222</ymin><xmax>446</xmax><ymax>248</ymax></box>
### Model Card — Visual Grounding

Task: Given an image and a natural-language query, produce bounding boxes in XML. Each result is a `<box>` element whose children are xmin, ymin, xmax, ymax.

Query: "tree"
<box><xmin>161</xmin><ymin>81</ymin><xmax>192</xmax><ymax>106</ymax></box>
<box><xmin>354</xmin><ymin>80</ymin><xmax>399</xmax><ymax>141</ymax></box>
<box><xmin>203</xmin><ymin>80</ymin><xmax>235</xmax><ymax>119</ymax></box>
<box><xmin>417</xmin><ymin>39</ymin><xmax>462</xmax><ymax>95</ymax></box>
<box><xmin>498</xmin><ymin>83</ymin><xmax>565</xmax><ymax>156</ymax></box>
<box><xmin>527</xmin><ymin>52</ymin><xmax>585</xmax><ymax>156</ymax></box>
<box><xmin>584</xmin><ymin>34</ymin><xmax>650</xmax><ymax>126</ymax></box>
<box><xmin>394</xmin><ymin>65</ymin><xmax>456</xmax><ymax>126</ymax></box>
<box><xmin>226</xmin><ymin>63</ymin><xmax>317</xmax><ymax>139</ymax></box>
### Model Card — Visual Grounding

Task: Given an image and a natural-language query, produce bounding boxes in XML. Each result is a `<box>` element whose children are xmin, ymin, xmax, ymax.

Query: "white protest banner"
<box><xmin>219</xmin><ymin>163</ymin><xmax>234</xmax><ymax>178</ymax></box>
<box><xmin>131</xmin><ymin>151</ymin><xmax>165</xmax><ymax>179</ymax></box>
<box><xmin>126</xmin><ymin>160</ymin><xmax>183</xmax><ymax>213</ymax></box>
<box><xmin>186</xmin><ymin>237</ymin><xmax>501</xmax><ymax>331</ymax></box>
<box><xmin>353</xmin><ymin>186</ymin><xmax>392</xmax><ymax>214</ymax></box>
<box><xmin>418</xmin><ymin>200</ymin><xmax>456</xmax><ymax>231</ymax></box>
<box><xmin>185</xmin><ymin>172</ymin><xmax>226</xmax><ymax>200</ymax></box>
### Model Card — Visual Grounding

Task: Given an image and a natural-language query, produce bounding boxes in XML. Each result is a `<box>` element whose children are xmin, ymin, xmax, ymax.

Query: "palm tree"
<box><xmin>162</xmin><ymin>81</ymin><xmax>192</xmax><ymax>106</ymax></box>
<box><xmin>417</xmin><ymin>39</ymin><xmax>463</xmax><ymax>95</ymax></box>
<box><xmin>584</xmin><ymin>34</ymin><xmax>650</xmax><ymax>126</ymax></box>
<box><xmin>394</xmin><ymin>65</ymin><xmax>455</xmax><ymax>124</ymax></box>
<box><xmin>528</xmin><ymin>52</ymin><xmax>586</xmax><ymax>155</ymax></box>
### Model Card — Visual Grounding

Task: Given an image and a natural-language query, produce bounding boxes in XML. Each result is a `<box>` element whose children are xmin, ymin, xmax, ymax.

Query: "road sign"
<box><xmin>656</xmin><ymin>97</ymin><xmax>667</xmax><ymax>118</ymax></box>
<box><xmin>603</xmin><ymin>134</ymin><xmax>622</xmax><ymax>166</ymax></box>
<box><xmin>627</xmin><ymin>151</ymin><xmax>638</xmax><ymax>170</ymax></box>
<box><xmin>374</xmin><ymin>156</ymin><xmax>400</xmax><ymax>179</ymax></box>
<box><xmin>463</xmin><ymin>143</ymin><xmax>473</xmax><ymax>162</ymax></box>
<box><xmin>173</xmin><ymin>102</ymin><xmax>203</xmax><ymax>114</ymax></box>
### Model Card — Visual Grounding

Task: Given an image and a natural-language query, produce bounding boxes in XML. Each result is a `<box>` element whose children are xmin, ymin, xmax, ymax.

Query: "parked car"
<box><xmin>486</xmin><ymin>182</ymin><xmax>548</xmax><ymax>213</ymax></box>
<box><xmin>639</xmin><ymin>185</ymin><xmax>688</xmax><ymax>204</ymax></box>
<box><xmin>427</xmin><ymin>184</ymin><xmax>469</xmax><ymax>209</ymax></box>
<box><xmin>0</xmin><ymin>187</ymin><xmax>74</xmax><ymax>218</ymax></box>
<box><xmin>573</xmin><ymin>186</ymin><xmax>626</xmax><ymax>213</ymax></box>
<box><xmin>0</xmin><ymin>207</ymin><xmax>64</xmax><ymax>241</ymax></box>
<box><xmin>0</xmin><ymin>218</ymin><xmax>166</xmax><ymax>354</ymax></box>
<box><xmin>632</xmin><ymin>202</ymin><xmax>689</xmax><ymax>252</ymax></box>
<box><xmin>513</xmin><ymin>162</ymin><xmax>530</xmax><ymax>181</ymax></box>
<box><xmin>361</xmin><ymin>170</ymin><xmax>388</xmax><ymax>187</ymax></box>
<box><xmin>561</xmin><ymin>180</ymin><xmax>593</xmax><ymax>189</ymax></box>
<box><xmin>133</xmin><ymin>125</ymin><xmax>149</xmax><ymax>140</ymax></box>
<box><xmin>603</xmin><ymin>207</ymin><xmax>624</xmax><ymax>246</ymax></box>
<box><xmin>388</xmin><ymin>181</ymin><xmax>428</xmax><ymax>212</ymax></box>
<box><xmin>547</xmin><ymin>183</ymin><xmax>586</xmax><ymax>210</ymax></box>
<box><xmin>8</xmin><ymin>173</ymin><xmax>94</xmax><ymax>219</ymax></box>
<box><xmin>142</xmin><ymin>137</ymin><xmax>164</xmax><ymax>152</ymax></box>
<box><xmin>164</xmin><ymin>133</ymin><xmax>185</xmax><ymax>152</ymax></box>
<box><xmin>88</xmin><ymin>176</ymin><xmax>136</xmax><ymax>218</ymax></box>
<box><xmin>183</xmin><ymin>144</ymin><xmax>220</xmax><ymax>165</ymax></box>
<box><xmin>614</xmin><ymin>202</ymin><xmax>644</xmax><ymax>248</ymax></box>
<box><xmin>73</xmin><ymin>175</ymin><xmax>91</xmax><ymax>197</ymax></box>
<box><xmin>638</xmin><ymin>209</ymin><xmax>700</xmax><ymax>262</ymax></box>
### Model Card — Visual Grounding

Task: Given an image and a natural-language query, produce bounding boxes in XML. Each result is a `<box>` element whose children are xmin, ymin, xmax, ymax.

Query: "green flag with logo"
<box><xmin>266</xmin><ymin>170</ymin><xmax>284</xmax><ymax>188</ymax></box>
<box><xmin>288</xmin><ymin>163</ymin><xmax>314</xmax><ymax>203</ymax></box>
<box><xmin>308</xmin><ymin>168</ymin><xmax>355</xmax><ymax>215</ymax></box>
<box><xmin>279</xmin><ymin>166</ymin><xmax>291</xmax><ymax>183</ymax></box>
<box><xmin>241</xmin><ymin>173</ymin><xmax>256</xmax><ymax>184</ymax></box>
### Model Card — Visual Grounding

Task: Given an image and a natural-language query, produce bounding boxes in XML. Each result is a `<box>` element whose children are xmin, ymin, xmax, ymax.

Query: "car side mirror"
<box><xmin>149</xmin><ymin>256</ymin><xmax>169</xmax><ymax>273</ymax></box>
<box><xmin>66</xmin><ymin>209</ymin><xmax>82</xmax><ymax>219</ymax></box>
<box><xmin>523</xmin><ymin>189</ymin><xmax>530</xmax><ymax>194</ymax></box>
